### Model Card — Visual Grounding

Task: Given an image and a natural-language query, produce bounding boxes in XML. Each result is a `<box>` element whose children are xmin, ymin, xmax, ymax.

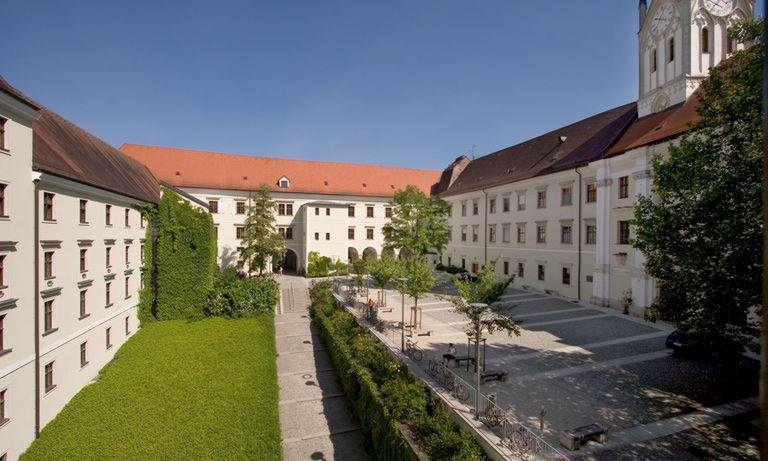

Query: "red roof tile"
<box><xmin>120</xmin><ymin>144</ymin><xmax>441</xmax><ymax>197</ymax></box>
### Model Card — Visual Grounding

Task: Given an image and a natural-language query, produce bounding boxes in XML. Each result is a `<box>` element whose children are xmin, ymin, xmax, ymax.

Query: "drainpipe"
<box><xmin>32</xmin><ymin>172</ymin><xmax>41</xmax><ymax>438</ymax></box>
<box><xmin>575</xmin><ymin>167</ymin><xmax>583</xmax><ymax>301</ymax></box>
<box><xmin>482</xmin><ymin>189</ymin><xmax>488</xmax><ymax>266</ymax></box>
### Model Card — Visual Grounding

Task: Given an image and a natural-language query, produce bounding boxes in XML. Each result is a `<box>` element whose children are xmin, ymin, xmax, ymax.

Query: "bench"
<box><xmin>559</xmin><ymin>423</ymin><xmax>607</xmax><ymax>451</ymax></box>
<box><xmin>451</xmin><ymin>356</ymin><xmax>475</xmax><ymax>368</ymax></box>
<box><xmin>481</xmin><ymin>369</ymin><xmax>509</xmax><ymax>383</ymax></box>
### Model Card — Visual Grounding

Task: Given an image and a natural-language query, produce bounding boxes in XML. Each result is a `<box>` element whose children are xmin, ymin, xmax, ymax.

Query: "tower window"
<box><xmin>651</xmin><ymin>48</ymin><xmax>658</xmax><ymax>73</ymax></box>
<box><xmin>701</xmin><ymin>27</ymin><xmax>710</xmax><ymax>53</ymax></box>
<box><xmin>668</xmin><ymin>37</ymin><xmax>675</xmax><ymax>63</ymax></box>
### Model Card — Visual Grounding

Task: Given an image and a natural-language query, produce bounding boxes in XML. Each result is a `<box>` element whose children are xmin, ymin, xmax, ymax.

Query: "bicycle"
<box><xmin>506</xmin><ymin>426</ymin><xmax>540</xmax><ymax>457</ymax></box>
<box><xmin>441</xmin><ymin>367</ymin><xmax>456</xmax><ymax>391</ymax></box>
<box><xmin>405</xmin><ymin>338</ymin><xmax>423</xmax><ymax>362</ymax></box>
<box><xmin>483</xmin><ymin>394</ymin><xmax>505</xmax><ymax>427</ymax></box>
<box><xmin>455</xmin><ymin>381</ymin><xmax>470</xmax><ymax>402</ymax></box>
<box><xmin>428</xmin><ymin>358</ymin><xmax>441</xmax><ymax>377</ymax></box>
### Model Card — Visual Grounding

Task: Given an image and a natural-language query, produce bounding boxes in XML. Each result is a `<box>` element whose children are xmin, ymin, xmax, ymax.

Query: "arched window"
<box><xmin>668</xmin><ymin>37</ymin><xmax>675</xmax><ymax>63</ymax></box>
<box><xmin>701</xmin><ymin>27</ymin><xmax>710</xmax><ymax>53</ymax></box>
<box><xmin>651</xmin><ymin>48</ymin><xmax>658</xmax><ymax>73</ymax></box>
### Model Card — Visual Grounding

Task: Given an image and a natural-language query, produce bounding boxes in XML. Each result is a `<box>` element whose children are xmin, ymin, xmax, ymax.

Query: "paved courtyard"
<box><xmin>360</xmin><ymin>273</ymin><xmax>760</xmax><ymax>460</ymax></box>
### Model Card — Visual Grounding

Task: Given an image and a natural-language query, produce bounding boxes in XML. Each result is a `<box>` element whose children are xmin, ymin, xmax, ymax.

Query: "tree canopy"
<box><xmin>383</xmin><ymin>185</ymin><xmax>451</xmax><ymax>257</ymax></box>
<box><xmin>240</xmin><ymin>184</ymin><xmax>286</xmax><ymax>276</ymax></box>
<box><xmin>633</xmin><ymin>19</ymin><xmax>763</xmax><ymax>351</ymax></box>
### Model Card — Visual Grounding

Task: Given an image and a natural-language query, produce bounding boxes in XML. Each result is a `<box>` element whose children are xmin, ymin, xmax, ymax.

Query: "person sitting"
<box><xmin>443</xmin><ymin>343</ymin><xmax>457</xmax><ymax>364</ymax></box>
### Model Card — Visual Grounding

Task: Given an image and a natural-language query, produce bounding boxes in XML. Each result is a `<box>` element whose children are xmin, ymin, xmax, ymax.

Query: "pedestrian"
<box><xmin>443</xmin><ymin>343</ymin><xmax>457</xmax><ymax>364</ymax></box>
<box><xmin>278</xmin><ymin>266</ymin><xmax>283</xmax><ymax>276</ymax></box>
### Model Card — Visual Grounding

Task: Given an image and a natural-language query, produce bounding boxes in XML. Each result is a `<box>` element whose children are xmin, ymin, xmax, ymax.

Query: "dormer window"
<box><xmin>278</xmin><ymin>177</ymin><xmax>290</xmax><ymax>188</ymax></box>
<box><xmin>701</xmin><ymin>27</ymin><xmax>710</xmax><ymax>54</ymax></box>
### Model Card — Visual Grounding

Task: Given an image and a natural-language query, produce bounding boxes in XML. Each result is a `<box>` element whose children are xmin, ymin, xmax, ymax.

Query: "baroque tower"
<box><xmin>637</xmin><ymin>0</ymin><xmax>755</xmax><ymax>116</ymax></box>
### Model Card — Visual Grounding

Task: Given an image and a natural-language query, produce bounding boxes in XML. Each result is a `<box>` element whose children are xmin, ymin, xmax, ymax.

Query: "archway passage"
<box><xmin>348</xmin><ymin>247</ymin><xmax>359</xmax><ymax>263</ymax></box>
<box><xmin>398</xmin><ymin>248</ymin><xmax>412</xmax><ymax>260</ymax></box>
<box><xmin>362</xmin><ymin>247</ymin><xmax>378</xmax><ymax>261</ymax></box>
<box><xmin>282</xmin><ymin>249</ymin><xmax>298</xmax><ymax>273</ymax></box>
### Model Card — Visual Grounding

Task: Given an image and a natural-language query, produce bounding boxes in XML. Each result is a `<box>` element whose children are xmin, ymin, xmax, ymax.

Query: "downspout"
<box><xmin>575</xmin><ymin>167</ymin><xmax>583</xmax><ymax>301</ymax></box>
<box><xmin>32</xmin><ymin>172</ymin><xmax>41</xmax><ymax>438</ymax></box>
<box><xmin>483</xmin><ymin>189</ymin><xmax>488</xmax><ymax>266</ymax></box>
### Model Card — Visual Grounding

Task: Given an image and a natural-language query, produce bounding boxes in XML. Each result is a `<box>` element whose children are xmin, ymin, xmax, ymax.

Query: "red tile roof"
<box><xmin>120</xmin><ymin>144</ymin><xmax>441</xmax><ymax>197</ymax></box>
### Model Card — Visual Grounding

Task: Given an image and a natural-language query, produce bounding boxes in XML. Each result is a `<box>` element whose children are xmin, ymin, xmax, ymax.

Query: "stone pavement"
<box><xmin>360</xmin><ymin>272</ymin><xmax>760</xmax><ymax>460</ymax></box>
<box><xmin>275</xmin><ymin>274</ymin><xmax>370</xmax><ymax>461</ymax></box>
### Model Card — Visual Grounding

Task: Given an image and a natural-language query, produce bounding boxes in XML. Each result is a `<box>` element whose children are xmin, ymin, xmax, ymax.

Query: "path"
<box><xmin>275</xmin><ymin>274</ymin><xmax>370</xmax><ymax>461</ymax></box>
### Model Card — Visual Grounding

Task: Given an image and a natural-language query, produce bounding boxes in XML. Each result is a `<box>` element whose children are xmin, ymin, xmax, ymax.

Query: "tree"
<box><xmin>397</xmin><ymin>257</ymin><xmax>437</xmax><ymax>332</ymax></box>
<box><xmin>351</xmin><ymin>258</ymin><xmax>369</xmax><ymax>295</ymax></box>
<box><xmin>450</xmin><ymin>260</ymin><xmax>519</xmax><ymax>417</ymax></box>
<box><xmin>633</xmin><ymin>19</ymin><xmax>763</xmax><ymax>352</ymax></box>
<box><xmin>239</xmin><ymin>184</ymin><xmax>286</xmax><ymax>276</ymax></box>
<box><xmin>368</xmin><ymin>255</ymin><xmax>403</xmax><ymax>307</ymax></box>
<box><xmin>383</xmin><ymin>185</ymin><xmax>451</xmax><ymax>257</ymax></box>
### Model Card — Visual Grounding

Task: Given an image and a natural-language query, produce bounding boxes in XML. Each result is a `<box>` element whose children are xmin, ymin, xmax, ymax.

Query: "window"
<box><xmin>348</xmin><ymin>228</ymin><xmax>355</xmax><ymax>239</ymax></box>
<box><xmin>80</xmin><ymin>342</ymin><xmax>88</xmax><ymax>367</ymax></box>
<box><xmin>561</xmin><ymin>187</ymin><xmax>572</xmax><ymax>206</ymax></box>
<box><xmin>314</xmin><ymin>207</ymin><xmax>320</xmax><ymax>216</ymax></box>
<box><xmin>124</xmin><ymin>209</ymin><xmax>130</xmax><ymax>227</ymax></box>
<box><xmin>385</xmin><ymin>207</ymin><xmax>392</xmax><ymax>218</ymax></box>
<box><xmin>348</xmin><ymin>205</ymin><xmax>355</xmax><ymax>217</ymax></box>
<box><xmin>278</xmin><ymin>177</ymin><xmax>290</xmax><ymax>188</ymax></box>
<box><xmin>471</xmin><ymin>226</ymin><xmax>479</xmax><ymax>243</ymax></box>
<box><xmin>618</xmin><ymin>176</ymin><xmax>629</xmax><ymax>199</ymax></box>
<box><xmin>325</xmin><ymin>207</ymin><xmax>330</xmax><ymax>216</ymax></box>
<box><xmin>562</xmin><ymin>267</ymin><xmax>571</xmax><ymax>285</ymax></box>
<box><xmin>278</xmin><ymin>227</ymin><xmax>293</xmax><ymax>240</ymax></box>
<box><xmin>125</xmin><ymin>246</ymin><xmax>130</xmax><ymax>265</ymax></box>
<box><xmin>586</xmin><ymin>224</ymin><xmax>597</xmax><ymax>245</ymax></box>
<box><xmin>489</xmin><ymin>199</ymin><xmax>496</xmax><ymax>214</ymax></box>
<box><xmin>80</xmin><ymin>249</ymin><xmax>87</xmax><ymax>272</ymax></box>
<box><xmin>325</xmin><ymin>232</ymin><xmax>330</xmax><ymax>241</ymax></box>
<box><xmin>727</xmin><ymin>28</ymin><xmax>737</xmax><ymax>54</ymax></box>
<box><xmin>651</xmin><ymin>48</ymin><xmax>658</xmax><ymax>73</ymax></box>
<box><xmin>44</xmin><ymin>362</ymin><xmax>55</xmax><ymax>392</ymax></box>
<box><xmin>125</xmin><ymin>276</ymin><xmax>130</xmax><ymax>298</ymax></box>
<box><xmin>43</xmin><ymin>192</ymin><xmax>54</xmax><ymax>221</ymax></box>
<box><xmin>618</xmin><ymin>220</ymin><xmax>631</xmax><ymax>244</ymax></box>
<box><xmin>106</xmin><ymin>282</ymin><xmax>111</xmax><ymax>306</ymax></box>
<box><xmin>0</xmin><ymin>255</ymin><xmax>5</xmax><ymax>287</ymax></box>
<box><xmin>278</xmin><ymin>203</ymin><xmax>293</xmax><ymax>216</ymax></box>
<box><xmin>106</xmin><ymin>247</ymin><xmax>111</xmax><ymax>267</ymax></box>
<box><xmin>537</xmin><ymin>264</ymin><xmax>545</xmax><ymax>281</ymax></box>
<box><xmin>0</xmin><ymin>183</ymin><xmax>6</xmax><ymax>217</ymax></box>
<box><xmin>586</xmin><ymin>183</ymin><xmax>597</xmax><ymax>203</ymax></box>
<box><xmin>44</xmin><ymin>300</ymin><xmax>53</xmax><ymax>332</ymax></box>
<box><xmin>208</xmin><ymin>200</ymin><xmax>218</xmax><ymax>213</ymax></box>
<box><xmin>314</xmin><ymin>232</ymin><xmax>319</xmax><ymax>241</ymax></box>
<box><xmin>367</xmin><ymin>206</ymin><xmax>374</xmax><ymax>218</ymax></box>
<box><xmin>0</xmin><ymin>117</ymin><xmax>6</xmax><ymax>150</ymax></box>
<box><xmin>447</xmin><ymin>226</ymin><xmax>452</xmax><ymax>242</ymax></box>
<box><xmin>125</xmin><ymin>316</ymin><xmax>130</xmax><ymax>335</ymax></box>
<box><xmin>79</xmin><ymin>199</ymin><xmax>88</xmax><ymax>223</ymax></box>
<box><xmin>106</xmin><ymin>327</ymin><xmax>112</xmax><ymax>349</ymax></box>
<box><xmin>236</xmin><ymin>201</ymin><xmax>246</xmax><ymax>214</ymax></box>
<box><xmin>214</xmin><ymin>226</ymin><xmax>218</xmax><ymax>238</ymax></box>
<box><xmin>461</xmin><ymin>226</ymin><xmax>467</xmax><ymax>242</ymax></box>
<box><xmin>702</xmin><ymin>27</ymin><xmax>710</xmax><ymax>53</ymax></box>
<box><xmin>105</xmin><ymin>204</ymin><xmax>111</xmax><ymax>225</ymax></box>
<box><xmin>471</xmin><ymin>262</ymin><xmax>479</xmax><ymax>274</ymax></box>
<box><xmin>517</xmin><ymin>225</ymin><xmax>526</xmax><ymax>244</ymax></box>
<box><xmin>537</xmin><ymin>190</ymin><xmax>546</xmax><ymax>209</ymax></box>
<box><xmin>461</xmin><ymin>258</ymin><xmax>466</xmax><ymax>269</ymax></box>
<box><xmin>140</xmin><ymin>244</ymin><xmax>145</xmax><ymax>260</ymax></box>
<box><xmin>366</xmin><ymin>228</ymin><xmax>374</xmax><ymax>240</ymax></box>
<box><xmin>668</xmin><ymin>37</ymin><xmax>675</xmax><ymax>63</ymax></box>
<box><xmin>536</xmin><ymin>224</ymin><xmax>546</xmax><ymax>243</ymax></box>
<box><xmin>517</xmin><ymin>263</ymin><xmax>524</xmax><ymax>278</ymax></box>
<box><xmin>488</xmin><ymin>225</ymin><xmax>496</xmax><ymax>243</ymax></box>
<box><xmin>502</xmin><ymin>196</ymin><xmax>510</xmax><ymax>212</ymax></box>
<box><xmin>502</xmin><ymin>223</ymin><xmax>511</xmax><ymax>243</ymax></box>
<box><xmin>461</xmin><ymin>202</ymin><xmax>467</xmax><ymax>216</ymax></box>
<box><xmin>472</xmin><ymin>200</ymin><xmax>479</xmax><ymax>215</ymax></box>
<box><xmin>141</xmin><ymin>216</ymin><xmax>146</xmax><ymax>228</ymax></box>
<box><xmin>0</xmin><ymin>315</ymin><xmax>5</xmax><ymax>351</ymax></box>
<box><xmin>236</xmin><ymin>226</ymin><xmax>245</xmax><ymax>239</ymax></box>
<box><xmin>517</xmin><ymin>193</ymin><xmax>526</xmax><ymax>211</ymax></box>
<box><xmin>80</xmin><ymin>290</ymin><xmax>87</xmax><ymax>318</ymax></box>
<box><xmin>561</xmin><ymin>225</ymin><xmax>572</xmax><ymax>244</ymax></box>
<box><xmin>503</xmin><ymin>261</ymin><xmax>509</xmax><ymax>276</ymax></box>
<box><xmin>0</xmin><ymin>389</ymin><xmax>6</xmax><ymax>424</ymax></box>
<box><xmin>44</xmin><ymin>251</ymin><xmax>53</xmax><ymax>279</ymax></box>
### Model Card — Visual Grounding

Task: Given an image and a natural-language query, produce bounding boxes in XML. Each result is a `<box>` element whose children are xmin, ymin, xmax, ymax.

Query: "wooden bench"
<box><xmin>481</xmin><ymin>369</ymin><xmax>509</xmax><ymax>383</ymax></box>
<box><xmin>559</xmin><ymin>423</ymin><xmax>607</xmax><ymax>451</ymax></box>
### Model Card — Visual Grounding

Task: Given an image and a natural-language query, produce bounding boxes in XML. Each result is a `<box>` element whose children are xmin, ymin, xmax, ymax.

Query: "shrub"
<box><xmin>307</xmin><ymin>251</ymin><xmax>348</xmax><ymax>277</ymax></box>
<box><xmin>444</xmin><ymin>265</ymin><xmax>467</xmax><ymax>275</ymax></box>
<box><xmin>205</xmin><ymin>269</ymin><xmax>279</xmax><ymax>317</ymax></box>
<box><xmin>309</xmin><ymin>282</ymin><xmax>488</xmax><ymax>461</ymax></box>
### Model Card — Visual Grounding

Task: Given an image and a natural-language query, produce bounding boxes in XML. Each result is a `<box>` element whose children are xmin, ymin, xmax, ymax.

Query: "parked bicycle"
<box><xmin>405</xmin><ymin>338</ymin><xmax>423</xmax><ymax>362</ymax></box>
<box><xmin>483</xmin><ymin>394</ymin><xmax>506</xmax><ymax>427</ymax></box>
<box><xmin>454</xmin><ymin>381</ymin><xmax>470</xmax><ymax>402</ymax></box>
<box><xmin>506</xmin><ymin>425</ymin><xmax>541</xmax><ymax>457</ymax></box>
<box><xmin>428</xmin><ymin>358</ymin><xmax>441</xmax><ymax>377</ymax></box>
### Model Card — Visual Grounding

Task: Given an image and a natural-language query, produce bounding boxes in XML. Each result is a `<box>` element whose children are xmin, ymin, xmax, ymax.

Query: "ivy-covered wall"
<box><xmin>139</xmin><ymin>188</ymin><xmax>217</xmax><ymax>321</ymax></box>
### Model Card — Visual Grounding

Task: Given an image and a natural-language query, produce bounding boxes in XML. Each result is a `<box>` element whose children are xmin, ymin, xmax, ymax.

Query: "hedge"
<box><xmin>310</xmin><ymin>282</ymin><xmax>487</xmax><ymax>461</ymax></box>
<box><xmin>139</xmin><ymin>189</ymin><xmax>218</xmax><ymax>321</ymax></box>
<box><xmin>205</xmin><ymin>268</ymin><xmax>280</xmax><ymax>317</ymax></box>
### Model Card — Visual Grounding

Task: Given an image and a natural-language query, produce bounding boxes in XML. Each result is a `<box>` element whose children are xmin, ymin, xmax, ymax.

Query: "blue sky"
<box><xmin>2</xmin><ymin>1</ymin><xmax>762</xmax><ymax>170</ymax></box>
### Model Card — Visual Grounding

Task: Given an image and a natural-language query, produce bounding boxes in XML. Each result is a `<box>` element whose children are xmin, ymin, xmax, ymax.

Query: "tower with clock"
<box><xmin>637</xmin><ymin>0</ymin><xmax>754</xmax><ymax>117</ymax></box>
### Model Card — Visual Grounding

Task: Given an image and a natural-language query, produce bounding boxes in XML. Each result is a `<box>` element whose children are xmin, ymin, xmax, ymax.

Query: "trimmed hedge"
<box><xmin>139</xmin><ymin>189</ymin><xmax>217</xmax><ymax>321</ymax></box>
<box><xmin>205</xmin><ymin>268</ymin><xmax>280</xmax><ymax>317</ymax></box>
<box><xmin>310</xmin><ymin>282</ymin><xmax>487</xmax><ymax>461</ymax></box>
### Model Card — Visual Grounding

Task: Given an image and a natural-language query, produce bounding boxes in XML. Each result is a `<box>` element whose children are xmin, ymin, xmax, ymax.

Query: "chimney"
<box><xmin>639</xmin><ymin>0</ymin><xmax>648</xmax><ymax>30</ymax></box>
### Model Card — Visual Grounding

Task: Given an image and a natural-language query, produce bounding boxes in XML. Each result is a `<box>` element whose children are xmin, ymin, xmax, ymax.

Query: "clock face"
<box><xmin>650</xmin><ymin>4</ymin><xmax>675</xmax><ymax>36</ymax></box>
<box><xmin>704</xmin><ymin>0</ymin><xmax>734</xmax><ymax>16</ymax></box>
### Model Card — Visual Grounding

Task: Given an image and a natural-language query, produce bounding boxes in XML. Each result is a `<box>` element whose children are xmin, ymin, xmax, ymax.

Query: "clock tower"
<box><xmin>637</xmin><ymin>0</ymin><xmax>754</xmax><ymax>117</ymax></box>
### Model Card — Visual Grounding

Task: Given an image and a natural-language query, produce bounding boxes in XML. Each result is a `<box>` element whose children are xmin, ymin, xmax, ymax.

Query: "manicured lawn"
<box><xmin>22</xmin><ymin>316</ymin><xmax>280</xmax><ymax>460</ymax></box>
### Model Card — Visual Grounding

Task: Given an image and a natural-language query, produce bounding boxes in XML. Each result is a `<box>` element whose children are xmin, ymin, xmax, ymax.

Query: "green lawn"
<box><xmin>22</xmin><ymin>316</ymin><xmax>281</xmax><ymax>461</ymax></box>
